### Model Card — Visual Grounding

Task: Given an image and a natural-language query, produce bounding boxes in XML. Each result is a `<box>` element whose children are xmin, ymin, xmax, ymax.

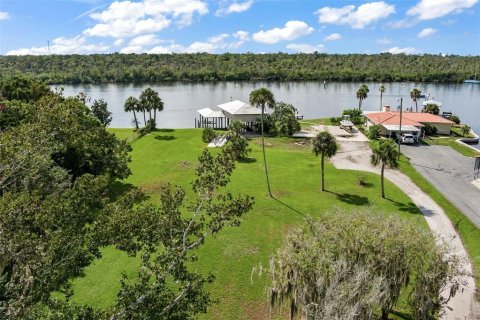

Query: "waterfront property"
<box><xmin>195</xmin><ymin>99</ymin><xmax>264</xmax><ymax>130</ymax></box>
<box><xmin>364</xmin><ymin>106</ymin><xmax>455</xmax><ymax>139</ymax></box>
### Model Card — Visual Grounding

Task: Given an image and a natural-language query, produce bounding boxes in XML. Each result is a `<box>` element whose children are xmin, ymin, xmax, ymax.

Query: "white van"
<box><xmin>401</xmin><ymin>133</ymin><xmax>415</xmax><ymax>144</ymax></box>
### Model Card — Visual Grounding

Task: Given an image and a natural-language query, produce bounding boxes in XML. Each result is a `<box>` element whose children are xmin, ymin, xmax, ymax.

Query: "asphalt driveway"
<box><xmin>401</xmin><ymin>144</ymin><xmax>480</xmax><ymax>228</ymax></box>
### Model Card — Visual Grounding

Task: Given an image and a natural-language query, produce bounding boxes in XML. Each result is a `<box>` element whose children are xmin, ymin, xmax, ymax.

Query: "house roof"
<box><xmin>365</xmin><ymin>112</ymin><xmax>454</xmax><ymax>127</ymax></box>
<box><xmin>197</xmin><ymin>108</ymin><xmax>225</xmax><ymax>118</ymax></box>
<box><xmin>217</xmin><ymin>100</ymin><xmax>263</xmax><ymax>115</ymax></box>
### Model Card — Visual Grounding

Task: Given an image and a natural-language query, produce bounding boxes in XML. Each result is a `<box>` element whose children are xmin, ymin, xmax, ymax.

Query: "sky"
<box><xmin>0</xmin><ymin>0</ymin><xmax>479</xmax><ymax>56</ymax></box>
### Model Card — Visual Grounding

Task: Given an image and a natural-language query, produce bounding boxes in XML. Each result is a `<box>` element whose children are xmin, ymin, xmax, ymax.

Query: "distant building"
<box><xmin>196</xmin><ymin>100</ymin><xmax>264</xmax><ymax>130</ymax></box>
<box><xmin>364</xmin><ymin>106</ymin><xmax>454</xmax><ymax>138</ymax></box>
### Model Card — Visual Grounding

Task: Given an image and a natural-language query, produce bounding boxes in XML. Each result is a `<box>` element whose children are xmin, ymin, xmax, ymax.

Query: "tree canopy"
<box><xmin>1</xmin><ymin>53</ymin><xmax>478</xmax><ymax>84</ymax></box>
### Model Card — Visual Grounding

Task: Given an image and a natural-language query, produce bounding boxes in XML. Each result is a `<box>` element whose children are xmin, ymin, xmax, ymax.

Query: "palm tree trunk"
<box><xmin>154</xmin><ymin>108</ymin><xmax>157</xmax><ymax>127</ymax></box>
<box><xmin>133</xmin><ymin>110</ymin><xmax>139</xmax><ymax>130</ymax></box>
<box><xmin>358</xmin><ymin>99</ymin><xmax>362</xmax><ymax>110</ymax></box>
<box><xmin>380</xmin><ymin>93</ymin><xmax>383</xmax><ymax>111</ymax></box>
<box><xmin>149</xmin><ymin>110</ymin><xmax>152</xmax><ymax>122</ymax></box>
<box><xmin>321</xmin><ymin>153</ymin><xmax>325</xmax><ymax>192</ymax></box>
<box><xmin>143</xmin><ymin>111</ymin><xmax>146</xmax><ymax>126</ymax></box>
<box><xmin>415</xmin><ymin>100</ymin><xmax>418</xmax><ymax>112</ymax></box>
<box><xmin>381</xmin><ymin>164</ymin><xmax>385</xmax><ymax>198</ymax></box>
<box><xmin>260</xmin><ymin>106</ymin><xmax>272</xmax><ymax>197</ymax></box>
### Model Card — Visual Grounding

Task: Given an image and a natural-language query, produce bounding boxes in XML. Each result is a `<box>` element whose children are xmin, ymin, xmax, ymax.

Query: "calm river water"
<box><xmin>60</xmin><ymin>81</ymin><xmax>479</xmax><ymax>145</ymax></box>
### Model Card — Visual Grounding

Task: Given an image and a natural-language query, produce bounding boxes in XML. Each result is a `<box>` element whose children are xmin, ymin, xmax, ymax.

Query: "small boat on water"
<box><xmin>464</xmin><ymin>79</ymin><xmax>480</xmax><ymax>84</ymax></box>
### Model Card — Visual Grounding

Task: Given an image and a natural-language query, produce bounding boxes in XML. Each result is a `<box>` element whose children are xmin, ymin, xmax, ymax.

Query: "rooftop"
<box><xmin>365</xmin><ymin>111</ymin><xmax>454</xmax><ymax>127</ymax></box>
<box><xmin>217</xmin><ymin>100</ymin><xmax>263</xmax><ymax>115</ymax></box>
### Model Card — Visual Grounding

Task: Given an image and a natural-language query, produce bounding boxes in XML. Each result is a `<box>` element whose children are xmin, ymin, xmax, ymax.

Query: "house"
<box><xmin>364</xmin><ymin>106</ymin><xmax>454</xmax><ymax>138</ymax></box>
<box><xmin>196</xmin><ymin>100</ymin><xmax>264</xmax><ymax>129</ymax></box>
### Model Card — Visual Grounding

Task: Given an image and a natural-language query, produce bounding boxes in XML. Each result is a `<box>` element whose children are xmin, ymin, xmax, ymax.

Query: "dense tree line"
<box><xmin>0</xmin><ymin>53</ymin><xmax>479</xmax><ymax>84</ymax></box>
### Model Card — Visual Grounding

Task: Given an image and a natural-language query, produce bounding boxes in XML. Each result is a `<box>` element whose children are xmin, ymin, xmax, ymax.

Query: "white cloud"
<box><xmin>252</xmin><ymin>21</ymin><xmax>314</xmax><ymax>44</ymax></box>
<box><xmin>114</xmin><ymin>39</ymin><xmax>125</xmax><ymax>46</ymax></box>
<box><xmin>387</xmin><ymin>18</ymin><xmax>417</xmax><ymax>29</ymax></box>
<box><xmin>324</xmin><ymin>33</ymin><xmax>342</xmax><ymax>41</ymax></box>
<box><xmin>315</xmin><ymin>1</ymin><xmax>395</xmax><ymax>29</ymax></box>
<box><xmin>0</xmin><ymin>11</ymin><xmax>10</xmax><ymax>20</ymax></box>
<box><xmin>377</xmin><ymin>37</ymin><xmax>392</xmax><ymax>44</ymax></box>
<box><xmin>84</xmin><ymin>0</ymin><xmax>208</xmax><ymax>38</ymax></box>
<box><xmin>6</xmin><ymin>36</ymin><xmax>109</xmax><ymax>55</ymax></box>
<box><xmin>286</xmin><ymin>43</ymin><xmax>324</xmax><ymax>53</ymax></box>
<box><xmin>407</xmin><ymin>0</ymin><xmax>478</xmax><ymax>20</ymax></box>
<box><xmin>417</xmin><ymin>27</ymin><xmax>438</xmax><ymax>38</ymax></box>
<box><xmin>216</xmin><ymin>0</ymin><xmax>254</xmax><ymax>16</ymax></box>
<box><xmin>234</xmin><ymin>30</ymin><xmax>249</xmax><ymax>41</ymax></box>
<box><xmin>120</xmin><ymin>45</ymin><xmax>144</xmax><ymax>54</ymax></box>
<box><xmin>129</xmin><ymin>34</ymin><xmax>163</xmax><ymax>46</ymax></box>
<box><xmin>386</xmin><ymin>46</ymin><xmax>416</xmax><ymax>54</ymax></box>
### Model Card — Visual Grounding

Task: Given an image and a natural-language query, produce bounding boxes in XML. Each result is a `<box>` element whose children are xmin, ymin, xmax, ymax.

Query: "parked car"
<box><xmin>401</xmin><ymin>133</ymin><xmax>415</xmax><ymax>144</ymax></box>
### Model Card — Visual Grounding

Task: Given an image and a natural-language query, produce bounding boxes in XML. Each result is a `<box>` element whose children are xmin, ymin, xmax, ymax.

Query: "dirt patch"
<box><xmin>139</xmin><ymin>181</ymin><xmax>169</xmax><ymax>194</ymax></box>
<box><xmin>177</xmin><ymin>160</ymin><xmax>193</xmax><ymax>170</ymax></box>
<box><xmin>272</xmin><ymin>190</ymin><xmax>292</xmax><ymax>197</ymax></box>
<box><xmin>241</xmin><ymin>301</ymin><xmax>272</xmax><ymax>320</ymax></box>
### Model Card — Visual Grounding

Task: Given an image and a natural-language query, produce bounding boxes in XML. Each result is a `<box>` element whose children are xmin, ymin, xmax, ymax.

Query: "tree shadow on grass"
<box><xmin>155</xmin><ymin>128</ymin><xmax>175</xmax><ymax>133</ymax></box>
<box><xmin>326</xmin><ymin>191</ymin><xmax>370</xmax><ymax>206</ymax></box>
<box><xmin>154</xmin><ymin>135</ymin><xmax>176</xmax><ymax>141</ymax></box>
<box><xmin>386</xmin><ymin>198</ymin><xmax>421</xmax><ymax>215</ymax></box>
<box><xmin>238</xmin><ymin>157</ymin><xmax>257</xmax><ymax>164</ymax></box>
<box><xmin>271</xmin><ymin>195</ymin><xmax>305</xmax><ymax>217</ymax></box>
<box><xmin>109</xmin><ymin>181</ymin><xmax>150</xmax><ymax>203</ymax></box>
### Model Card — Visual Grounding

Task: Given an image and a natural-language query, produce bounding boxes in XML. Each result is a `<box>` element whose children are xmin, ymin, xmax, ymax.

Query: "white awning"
<box><xmin>383</xmin><ymin>125</ymin><xmax>421</xmax><ymax>132</ymax></box>
<box><xmin>217</xmin><ymin>100</ymin><xmax>263</xmax><ymax>115</ymax></box>
<box><xmin>197</xmin><ymin>108</ymin><xmax>225</xmax><ymax>118</ymax></box>
<box><xmin>422</xmin><ymin>100</ymin><xmax>442</xmax><ymax>107</ymax></box>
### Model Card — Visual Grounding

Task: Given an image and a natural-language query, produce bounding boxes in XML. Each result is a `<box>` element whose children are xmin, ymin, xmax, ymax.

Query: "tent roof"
<box><xmin>197</xmin><ymin>108</ymin><xmax>225</xmax><ymax>118</ymax></box>
<box><xmin>217</xmin><ymin>100</ymin><xmax>263</xmax><ymax>115</ymax></box>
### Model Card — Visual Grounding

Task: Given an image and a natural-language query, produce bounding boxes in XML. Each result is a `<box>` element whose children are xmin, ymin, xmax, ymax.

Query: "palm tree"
<box><xmin>356</xmin><ymin>84</ymin><xmax>369</xmax><ymax>110</ymax></box>
<box><xmin>379</xmin><ymin>85</ymin><xmax>386</xmax><ymax>111</ymax></box>
<box><xmin>140</xmin><ymin>87</ymin><xmax>162</xmax><ymax>128</ymax></box>
<box><xmin>124</xmin><ymin>96</ymin><xmax>140</xmax><ymax>130</ymax></box>
<box><xmin>249</xmin><ymin>88</ymin><xmax>276</xmax><ymax>197</ymax></box>
<box><xmin>371</xmin><ymin>139</ymin><xmax>399</xmax><ymax>199</ymax></box>
<box><xmin>410</xmin><ymin>88</ymin><xmax>421</xmax><ymax>112</ymax></box>
<box><xmin>462</xmin><ymin>124</ymin><xmax>471</xmax><ymax>137</ymax></box>
<box><xmin>312</xmin><ymin>131</ymin><xmax>338</xmax><ymax>192</ymax></box>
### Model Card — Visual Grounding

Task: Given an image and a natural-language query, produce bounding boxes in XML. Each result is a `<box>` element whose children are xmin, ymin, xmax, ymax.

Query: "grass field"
<box><xmin>70</xmin><ymin>128</ymin><xmax>430</xmax><ymax>318</ymax></box>
<box><xmin>421</xmin><ymin>127</ymin><xmax>479</xmax><ymax>157</ymax></box>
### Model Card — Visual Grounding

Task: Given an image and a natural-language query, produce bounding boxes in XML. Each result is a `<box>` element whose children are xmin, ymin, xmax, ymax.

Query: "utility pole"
<box><xmin>397</xmin><ymin>97</ymin><xmax>403</xmax><ymax>159</ymax></box>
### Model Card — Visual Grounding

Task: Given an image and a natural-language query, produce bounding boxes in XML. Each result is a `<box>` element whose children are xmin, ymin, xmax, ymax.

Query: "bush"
<box><xmin>271</xmin><ymin>102</ymin><xmax>301</xmax><ymax>136</ymax></box>
<box><xmin>225</xmin><ymin>135</ymin><xmax>250</xmax><ymax>160</ymax></box>
<box><xmin>422</xmin><ymin>104</ymin><xmax>440</xmax><ymax>115</ymax></box>
<box><xmin>258</xmin><ymin>114</ymin><xmax>277</xmax><ymax>136</ymax></box>
<box><xmin>423</xmin><ymin>124</ymin><xmax>438</xmax><ymax>136</ymax></box>
<box><xmin>329</xmin><ymin>117</ymin><xmax>342</xmax><ymax>126</ymax></box>
<box><xmin>449</xmin><ymin>115</ymin><xmax>460</xmax><ymax>125</ymax></box>
<box><xmin>202</xmin><ymin>127</ymin><xmax>216</xmax><ymax>143</ymax></box>
<box><xmin>366</xmin><ymin>124</ymin><xmax>381</xmax><ymax>140</ymax></box>
<box><xmin>342</xmin><ymin>109</ymin><xmax>364</xmax><ymax>125</ymax></box>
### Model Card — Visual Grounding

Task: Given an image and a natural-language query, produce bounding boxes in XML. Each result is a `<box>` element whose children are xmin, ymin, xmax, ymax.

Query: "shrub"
<box><xmin>202</xmin><ymin>127</ymin><xmax>216</xmax><ymax>143</ymax></box>
<box><xmin>423</xmin><ymin>124</ymin><xmax>438</xmax><ymax>136</ymax></box>
<box><xmin>366</xmin><ymin>124</ymin><xmax>381</xmax><ymax>140</ymax></box>
<box><xmin>271</xmin><ymin>102</ymin><xmax>301</xmax><ymax>136</ymax></box>
<box><xmin>225</xmin><ymin>135</ymin><xmax>250</xmax><ymax>160</ymax></box>
<box><xmin>357</xmin><ymin>173</ymin><xmax>369</xmax><ymax>186</ymax></box>
<box><xmin>449</xmin><ymin>115</ymin><xmax>460</xmax><ymax>125</ymax></box>
<box><xmin>422</xmin><ymin>104</ymin><xmax>440</xmax><ymax>115</ymax></box>
<box><xmin>342</xmin><ymin>109</ymin><xmax>364</xmax><ymax>124</ymax></box>
<box><xmin>329</xmin><ymin>117</ymin><xmax>342</xmax><ymax>126</ymax></box>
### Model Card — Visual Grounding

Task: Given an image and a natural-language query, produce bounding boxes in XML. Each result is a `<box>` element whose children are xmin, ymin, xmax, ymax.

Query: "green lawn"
<box><xmin>70</xmin><ymin>128</ymin><xmax>428</xmax><ymax>319</ymax></box>
<box><xmin>421</xmin><ymin>127</ymin><xmax>479</xmax><ymax>158</ymax></box>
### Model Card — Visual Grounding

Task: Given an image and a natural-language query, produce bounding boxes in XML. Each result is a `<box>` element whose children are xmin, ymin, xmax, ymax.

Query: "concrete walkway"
<box><xmin>401</xmin><ymin>144</ymin><xmax>480</xmax><ymax>228</ymax></box>
<box><xmin>331</xmin><ymin>140</ymin><xmax>479</xmax><ymax>319</ymax></box>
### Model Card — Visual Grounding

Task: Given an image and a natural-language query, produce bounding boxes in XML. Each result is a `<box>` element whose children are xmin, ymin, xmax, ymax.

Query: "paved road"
<box><xmin>401</xmin><ymin>144</ymin><xmax>480</xmax><ymax>228</ymax></box>
<box><xmin>331</xmin><ymin>139</ymin><xmax>479</xmax><ymax>319</ymax></box>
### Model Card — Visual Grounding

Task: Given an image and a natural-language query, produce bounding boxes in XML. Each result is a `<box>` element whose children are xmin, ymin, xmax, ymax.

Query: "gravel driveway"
<box><xmin>401</xmin><ymin>144</ymin><xmax>480</xmax><ymax>228</ymax></box>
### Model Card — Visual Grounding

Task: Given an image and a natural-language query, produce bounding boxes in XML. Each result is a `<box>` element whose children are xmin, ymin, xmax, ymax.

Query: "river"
<box><xmin>59</xmin><ymin>81</ymin><xmax>479</xmax><ymax>146</ymax></box>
